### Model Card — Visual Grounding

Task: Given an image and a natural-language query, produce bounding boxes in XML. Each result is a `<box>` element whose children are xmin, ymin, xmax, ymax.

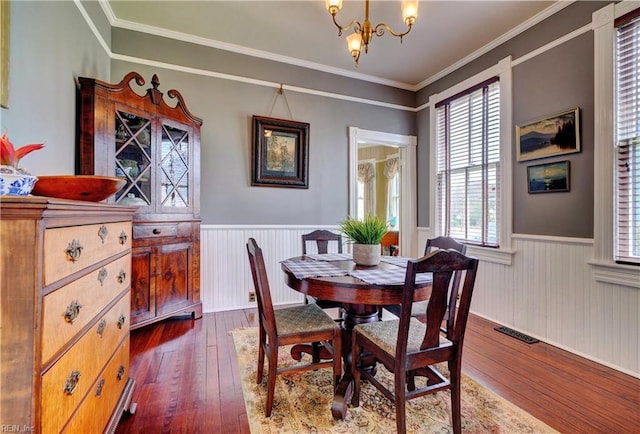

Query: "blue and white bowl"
<box><xmin>0</xmin><ymin>172</ymin><xmax>39</xmax><ymax>196</ymax></box>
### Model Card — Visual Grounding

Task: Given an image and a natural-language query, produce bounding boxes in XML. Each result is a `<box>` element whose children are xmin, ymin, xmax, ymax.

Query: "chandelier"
<box><xmin>325</xmin><ymin>0</ymin><xmax>419</xmax><ymax>66</ymax></box>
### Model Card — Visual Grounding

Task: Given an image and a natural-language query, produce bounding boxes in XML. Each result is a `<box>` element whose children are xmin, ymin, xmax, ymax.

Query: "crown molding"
<box><xmin>99</xmin><ymin>0</ymin><xmax>574</xmax><ymax>93</ymax></box>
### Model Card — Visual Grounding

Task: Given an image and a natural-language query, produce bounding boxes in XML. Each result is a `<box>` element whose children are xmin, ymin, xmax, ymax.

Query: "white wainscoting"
<box><xmin>200</xmin><ymin>225</ymin><xmax>343</xmax><ymax>313</ymax></box>
<box><xmin>202</xmin><ymin>225</ymin><xmax>639</xmax><ymax>377</ymax></box>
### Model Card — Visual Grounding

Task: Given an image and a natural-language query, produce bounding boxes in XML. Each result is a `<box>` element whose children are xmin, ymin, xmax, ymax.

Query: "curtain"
<box><xmin>358</xmin><ymin>162</ymin><xmax>375</xmax><ymax>216</ymax></box>
<box><xmin>384</xmin><ymin>157</ymin><xmax>399</xmax><ymax>226</ymax></box>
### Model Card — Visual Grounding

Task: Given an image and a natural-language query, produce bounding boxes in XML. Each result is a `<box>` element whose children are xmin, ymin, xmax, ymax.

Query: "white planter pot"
<box><xmin>353</xmin><ymin>243</ymin><xmax>381</xmax><ymax>266</ymax></box>
<box><xmin>0</xmin><ymin>170</ymin><xmax>38</xmax><ymax>196</ymax></box>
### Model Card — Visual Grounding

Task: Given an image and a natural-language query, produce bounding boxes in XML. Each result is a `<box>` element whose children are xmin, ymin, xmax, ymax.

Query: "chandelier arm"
<box><xmin>332</xmin><ymin>14</ymin><xmax>361</xmax><ymax>37</ymax></box>
<box><xmin>374</xmin><ymin>22</ymin><xmax>413</xmax><ymax>39</ymax></box>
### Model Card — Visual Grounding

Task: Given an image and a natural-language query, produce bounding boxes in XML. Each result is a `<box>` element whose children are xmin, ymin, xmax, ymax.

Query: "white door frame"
<box><xmin>348</xmin><ymin>126</ymin><xmax>418</xmax><ymax>257</ymax></box>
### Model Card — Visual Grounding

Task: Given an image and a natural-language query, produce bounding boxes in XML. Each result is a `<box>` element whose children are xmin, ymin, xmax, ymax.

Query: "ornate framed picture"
<box><xmin>251</xmin><ymin>115</ymin><xmax>309</xmax><ymax>188</ymax></box>
<box><xmin>527</xmin><ymin>160</ymin><xmax>570</xmax><ymax>193</ymax></box>
<box><xmin>516</xmin><ymin>108</ymin><xmax>580</xmax><ymax>162</ymax></box>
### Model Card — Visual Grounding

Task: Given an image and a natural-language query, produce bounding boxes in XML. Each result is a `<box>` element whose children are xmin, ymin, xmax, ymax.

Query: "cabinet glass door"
<box><xmin>160</xmin><ymin>123</ymin><xmax>190</xmax><ymax>208</ymax></box>
<box><xmin>115</xmin><ymin>110</ymin><xmax>152</xmax><ymax>206</ymax></box>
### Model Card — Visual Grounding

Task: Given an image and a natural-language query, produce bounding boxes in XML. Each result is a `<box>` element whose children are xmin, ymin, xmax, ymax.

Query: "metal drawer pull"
<box><xmin>98</xmin><ymin>225</ymin><xmax>108</xmax><ymax>243</ymax></box>
<box><xmin>117</xmin><ymin>270</ymin><xmax>127</xmax><ymax>284</ymax></box>
<box><xmin>117</xmin><ymin>314</ymin><xmax>126</xmax><ymax>329</ymax></box>
<box><xmin>65</xmin><ymin>240</ymin><xmax>83</xmax><ymax>262</ymax></box>
<box><xmin>96</xmin><ymin>318</ymin><xmax>107</xmax><ymax>337</ymax></box>
<box><xmin>119</xmin><ymin>230</ymin><xmax>128</xmax><ymax>245</ymax></box>
<box><xmin>63</xmin><ymin>300</ymin><xmax>82</xmax><ymax>323</ymax></box>
<box><xmin>117</xmin><ymin>365</ymin><xmax>125</xmax><ymax>381</ymax></box>
<box><xmin>152</xmin><ymin>228</ymin><xmax>161</xmax><ymax>235</ymax></box>
<box><xmin>95</xmin><ymin>378</ymin><xmax>105</xmax><ymax>397</ymax></box>
<box><xmin>97</xmin><ymin>268</ymin><xmax>108</xmax><ymax>286</ymax></box>
<box><xmin>63</xmin><ymin>370</ymin><xmax>81</xmax><ymax>395</ymax></box>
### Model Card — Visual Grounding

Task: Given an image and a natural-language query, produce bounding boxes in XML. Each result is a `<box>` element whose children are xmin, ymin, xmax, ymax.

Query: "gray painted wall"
<box><xmin>3</xmin><ymin>1</ymin><xmax>110</xmax><ymax>177</ymax></box>
<box><xmin>2</xmin><ymin>1</ymin><xmax>606</xmax><ymax>237</ymax></box>
<box><xmin>416</xmin><ymin>0</ymin><xmax>606</xmax><ymax>238</ymax></box>
<box><xmin>110</xmin><ymin>62</ymin><xmax>414</xmax><ymax>225</ymax></box>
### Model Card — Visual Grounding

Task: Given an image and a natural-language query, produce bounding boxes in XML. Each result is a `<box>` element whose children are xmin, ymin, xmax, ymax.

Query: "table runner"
<box><xmin>304</xmin><ymin>253</ymin><xmax>353</xmax><ymax>261</ymax></box>
<box><xmin>348</xmin><ymin>268</ymin><xmax>432</xmax><ymax>285</ymax></box>
<box><xmin>281</xmin><ymin>259</ymin><xmax>348</xmax><ymax>279</ymax></box>
<box><xmin>379</xmin><ymin>256</ymin><xmax>413</xmax><ymax>267</ymax></box>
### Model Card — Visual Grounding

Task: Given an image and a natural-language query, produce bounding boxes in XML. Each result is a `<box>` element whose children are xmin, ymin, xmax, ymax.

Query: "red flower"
<box><xmin>0</xmin><ymin>131</ymin><xmax>45</xmax><ymax>168</ymax></box>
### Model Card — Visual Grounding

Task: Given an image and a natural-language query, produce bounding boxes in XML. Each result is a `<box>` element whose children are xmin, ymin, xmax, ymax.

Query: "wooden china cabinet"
<box><xmin>78</xmin><ymin>72</ymin><xmax>203</xmax><ymax>329</ymax></box>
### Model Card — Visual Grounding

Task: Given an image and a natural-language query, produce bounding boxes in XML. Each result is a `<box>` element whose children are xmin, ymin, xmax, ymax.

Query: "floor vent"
<box><xmin>494</xmin><ymin>326</ymin><xmax>539</xmax><ymax>344</ymax></box>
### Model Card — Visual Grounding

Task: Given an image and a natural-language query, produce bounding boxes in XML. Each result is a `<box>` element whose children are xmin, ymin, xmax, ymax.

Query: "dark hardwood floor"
<box><xmin>115</xmin><ymin>309</ymin><xmax>640</xmax><ymax>433</ymax></box>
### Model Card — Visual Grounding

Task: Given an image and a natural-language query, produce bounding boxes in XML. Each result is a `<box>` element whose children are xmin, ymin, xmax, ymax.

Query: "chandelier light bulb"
<box><xmin>402</xmin><ymin>1</ymin><xmax>418</xmax><ymax>25</ymax></box>
<box><xmin>325</xmin><ymin>0</ymin><xmax>343</xmax><ymax>15</ymax></box>
<box><xmin>346</xmin><ymin>32</ymin><xmax>363</xmax><ymax>61</ymax></box>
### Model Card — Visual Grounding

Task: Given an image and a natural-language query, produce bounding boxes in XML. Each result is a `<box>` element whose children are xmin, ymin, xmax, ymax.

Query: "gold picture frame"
<box><xmin>516</xmin><ymin>108</ymin><xmax>580</xmax><ymax>162</ymax></box>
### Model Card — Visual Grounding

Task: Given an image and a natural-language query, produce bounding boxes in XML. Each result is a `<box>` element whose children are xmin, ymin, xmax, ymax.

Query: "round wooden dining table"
<box><xmin>281</xmin><ymin>255</ymin><xmax>432</xmax><ymax>420</ymax></box>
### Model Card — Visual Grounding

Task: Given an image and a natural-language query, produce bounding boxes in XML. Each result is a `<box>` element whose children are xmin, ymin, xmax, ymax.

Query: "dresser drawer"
<box><xmin>133</xmin><ymin>223</ymin><xmax>178</xmax><ymax>239</ymax></box>
<box><xmin>41</xmin><ymin>295</ymin><xmax>130</xmax><ymax>434</ymax></box>
<box><xmin>41</xmin><ymin>254</ymin><xmax>131</xmax><ymax>364</ymax></box>
<box><xmin>44</xmin><ymin>222</ymin><xmax>132</xmax><ymax>285</ymax></box>
<box><xmin>63</xmin><ymin>338</ymin><xmax>130</xmax><ymax>433</ymax></box>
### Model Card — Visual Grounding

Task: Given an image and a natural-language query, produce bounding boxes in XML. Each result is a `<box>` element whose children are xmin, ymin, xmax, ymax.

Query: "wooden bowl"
<box><xmin>32</xmin><ymin>175</ymin><xmax>127</xmax><ymax>202</ymax></box>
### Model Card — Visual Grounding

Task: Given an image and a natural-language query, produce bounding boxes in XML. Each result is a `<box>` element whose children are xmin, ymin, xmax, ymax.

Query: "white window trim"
<box><xmin>591</xmin><ymin>1</ymin><xmax>640</xmax><ymax>288</ymax></box>
<box><xmin>429</xmin><ymin>56</ymin><xmax>515</xmax><ymax>265</ymax></box>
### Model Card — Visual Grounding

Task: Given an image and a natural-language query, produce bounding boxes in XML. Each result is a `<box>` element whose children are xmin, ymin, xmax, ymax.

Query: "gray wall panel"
<box><xmin>111</xmin><ymin>28</ymin><xmax>416</xmax><ymax>107</ymax></box>
<box><xmin>111</xmin><ymin>62</ymin><xmax>414</xmax><ymax>225</ymax></box>
<box><xmin>512</xmin><ymin>31</ymin><xmax>594</xmax><ymax>238</ymax></box>
<box><xmin>2</xmin><ymin>1</ymin><xmax>110</xmax><ymax>176</ymax></box>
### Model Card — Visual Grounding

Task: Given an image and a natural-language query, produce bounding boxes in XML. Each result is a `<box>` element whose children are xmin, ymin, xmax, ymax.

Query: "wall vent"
<box><xmin>495</xmin><ymin>326</ymin><xmax>539</xmax><ymax>344</ymax></box>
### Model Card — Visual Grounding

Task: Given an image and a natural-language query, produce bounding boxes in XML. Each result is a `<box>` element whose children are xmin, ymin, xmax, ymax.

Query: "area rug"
<box><xmin>231</xmin><ymin>328</ymin><xmax>558</xmax><ymax>433</ymax></box>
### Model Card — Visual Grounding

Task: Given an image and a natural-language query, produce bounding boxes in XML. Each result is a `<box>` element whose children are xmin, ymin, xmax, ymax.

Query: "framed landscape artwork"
<box><xmin>251</xmin><ymin>115</ymin><xmax>309</xmax><ymax>188</ymax></box>
<box><xmin>516</xmin><ymin>108</ymin><xmax>580</xmax><ymax>162</ymax></box>
<box><xmin>527</xmin><ymin>160</ymin><xmax>570</xmax><ymax>193</ymax></box>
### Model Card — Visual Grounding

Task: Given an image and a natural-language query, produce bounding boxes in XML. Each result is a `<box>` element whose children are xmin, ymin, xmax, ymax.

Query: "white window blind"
<box><xmin>615</xmin><ymin>10</ymin><xmax>640</xmax><ymax>265</ymax></box>
<box><xmin>436</xmin><ymin>79</ymin><xmax>500</xmax><ymax>247</ymax></box>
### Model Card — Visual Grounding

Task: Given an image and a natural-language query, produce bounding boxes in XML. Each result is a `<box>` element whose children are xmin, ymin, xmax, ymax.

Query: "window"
<box><xmin>615</xmin><ymin>10</ymin><xmax>640</xmax><ymax>265</ymax></box>
<box><xmin>435</xmin><ymin>78</ymin><xmax>500</xmax><ymax>247</ymax></box>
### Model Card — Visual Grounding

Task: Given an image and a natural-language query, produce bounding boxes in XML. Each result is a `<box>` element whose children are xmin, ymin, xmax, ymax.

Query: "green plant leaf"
<box><xmin>339</xmin><ymin>214</ymin><xmax>389</xmax><ymax>244</ymax></box>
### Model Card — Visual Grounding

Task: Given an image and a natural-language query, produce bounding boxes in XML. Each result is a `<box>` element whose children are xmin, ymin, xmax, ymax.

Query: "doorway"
<box><xmin>348</xmin><ymin>127</ymin><xmax>417</xmax><ymax>257</ymax></box>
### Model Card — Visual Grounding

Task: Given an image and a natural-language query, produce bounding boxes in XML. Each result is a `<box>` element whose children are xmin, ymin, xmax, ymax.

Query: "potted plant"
<box><xmin>339</xmin><ymin>214</ymin><xmax>389</xmax><ymax>266</ymax></box>
<box><xmin>0</xmin><ymin>131</ymin><xmax>45</xmax><ymax>196</ymax></box>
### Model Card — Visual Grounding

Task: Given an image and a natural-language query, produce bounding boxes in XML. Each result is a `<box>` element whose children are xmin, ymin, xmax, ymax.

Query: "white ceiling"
<box><xmin>106</xmin><ymin>0</ymin><xmax>562</xmax><ymax>90</ymax></box>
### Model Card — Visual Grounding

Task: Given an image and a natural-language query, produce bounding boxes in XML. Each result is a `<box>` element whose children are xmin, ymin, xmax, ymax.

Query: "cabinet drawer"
<box><xmin>63</xmin><ymin>338</ymin><xmax>130</xmax><ymax>433</ymax></box>
<box><xmin>44</xmin><ymin>222</ymin><xmax>132</xmax><ymax>285</ymax></box>
<box><xmin>133</xmin><ymin>223</ymin><xmax>178</xmax><ymax>239</ymax></box>
<box><xmin>41</xmin><ymin>254</ymin><xmax>131</xmax><ymax>364</ymax></box>
<box><xmin>41</xmin><ymin>295</ymin><xmax>130</xmax><ymax>434</ymax></box>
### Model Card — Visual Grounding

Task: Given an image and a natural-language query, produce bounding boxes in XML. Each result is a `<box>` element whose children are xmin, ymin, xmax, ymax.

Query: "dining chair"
<box><xmin>351</xmin><ymin>249</ymin><xmax>479</xmax><ymax>434</ymax></box>
<box><xmin>246</xmin><ymin>238</ymin><xmax>342</xmax><ymax>417</ymax></box>
<box><xmin>381</xmin><ymin>236</ymin><xmax>466</xmax><ymax>329</ymax></box>
<box><xmin>301</xmin><ymin>230</ymin><xmax>344</xmax><ymax>320</ymax></box>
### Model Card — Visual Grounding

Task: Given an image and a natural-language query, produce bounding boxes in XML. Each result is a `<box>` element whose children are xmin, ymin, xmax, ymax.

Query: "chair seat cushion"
<box><xmin>354</xmin><ymin>318</ymin><xmax>451</xmax><ymax>355</ymax></box>
<box><xmin>410</xmin><ymin>300</ymin><xmax>429</xmax><ymax>316</ymax></box>
<box><xmin>275</xmin><ymin>303</ymin><xmax>339</xmax><ymax>335</ymax></box>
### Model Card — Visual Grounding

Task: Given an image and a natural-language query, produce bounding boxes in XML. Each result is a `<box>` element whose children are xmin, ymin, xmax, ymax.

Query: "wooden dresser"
<box><xmin>0</xmin><ymin>197</ymin><xmax>137</xmax><ymax>433</ymax></box>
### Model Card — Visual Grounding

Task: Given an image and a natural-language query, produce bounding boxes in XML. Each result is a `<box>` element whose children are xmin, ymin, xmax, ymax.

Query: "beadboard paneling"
<box><xmin>200</xmin><ymin>225</ymin><xmax>342</xmax><ymax>313</ymax></box>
